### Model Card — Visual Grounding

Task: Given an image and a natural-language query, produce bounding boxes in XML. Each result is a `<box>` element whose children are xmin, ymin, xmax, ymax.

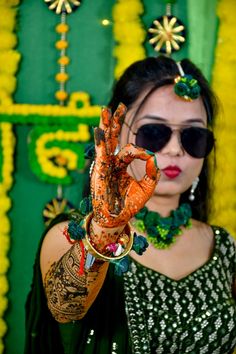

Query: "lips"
<box><xmin>162</xmin><ymin>165</ymin><xmax>182</xmax><ymax>179</ymax></box>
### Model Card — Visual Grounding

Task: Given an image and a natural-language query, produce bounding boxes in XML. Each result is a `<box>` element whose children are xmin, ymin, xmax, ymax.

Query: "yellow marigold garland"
<box><xmin>112</xmin><ymin>0</ymin><xmax>146</xmax><ymax>79</ymax></box>
<box><xmin>25</xmin><ymin>92</ymin><xmax>99</xmax><ymax>184</ymax></box>
<box><xmin>0</xmin><ymin>91</ymin><xmax>101</xmax><ymax>124</ymax></box>
<box><xmin>0</xmin><ymin>123</ymin><xmax>15</xmax><ymax>352</ymax></box>
<box><xmin>0</xmin><ymin>1</ymin><xmax>20</xmax><ymax>106</ymax></box>
<box><xmin>210</xmin><ymin>0</ymin><xmax>236</xmax><ymax>238</ymax></box>
<box><xmin>30</xmin><ymin>123</ymin><xmax>91</xmax><ymax>184</ymax></box>
<box><xmin>0</xmin><ymin>1</ymin><xmax>19</xmax><ymax>351</ymax></box>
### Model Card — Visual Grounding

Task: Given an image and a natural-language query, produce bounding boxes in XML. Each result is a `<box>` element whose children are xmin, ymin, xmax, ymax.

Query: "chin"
<box><xmin>154</xmin><ymin>181</ymin><xmax>187</xmax><ymax>197</ymax></box>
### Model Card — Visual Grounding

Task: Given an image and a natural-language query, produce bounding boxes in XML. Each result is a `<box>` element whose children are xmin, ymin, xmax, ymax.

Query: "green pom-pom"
<box><xmin>79</xmin><ymin>196</ymin><xmax>93</xmax><ymax>215</ymax></box>
<box><xmin>174</xmin><ymin>82</ymin><xmax>190</xmax><ymax>97</ymax></box>
<box><xmin>132</xmin><ymin>233</ymin><xmax>149</xmax><ymax>255</ymax></box>
<box><xmin>84</xmin><ymin>143</ymin><xmax>95</xmax><ymax>159</ymax></box>
<box><xmin>112</xmin><ymin>257</ymin><xmax>130</xmax><ymax>276</ymax></box>
<box><xmin>174</xmin><ymin>75</ymin><xmax>201</xmax><ymax>100</ymax></box>
<box><xmin>190</xmin><ymin>84</ymin><xmax>201</xmax><ymax>99</ymax></box>
<box><xmin>145</xmin><ymin>210</ymin><xmax>160</xmax><ymax>227</ymax></box>
<box><xmin>135</xmin><ymin>207</ymin><xmax>148</xmax><ymax>220</ymax></box>
<box><xmin>68</xmin><ymin>220</ymin><xmax>85</xmax><ymax>240</ymax></box>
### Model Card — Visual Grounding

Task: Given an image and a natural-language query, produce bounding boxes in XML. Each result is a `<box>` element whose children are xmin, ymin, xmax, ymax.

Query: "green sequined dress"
<box><xmin>25</xmin><ymin>226</ymin><xmax>236</xmax><ymax>354</ymax></box>
<box><xmin>124</xmin><ymin>226</ymin><xmax>236</xmax><ymax>353</ymax></box>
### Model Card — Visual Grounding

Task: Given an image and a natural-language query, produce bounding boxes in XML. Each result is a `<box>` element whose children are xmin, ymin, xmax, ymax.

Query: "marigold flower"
<box><xmin>55</xmin><ymin>40</ymin><xmax>68</xmax><ymax>50</ymax></box>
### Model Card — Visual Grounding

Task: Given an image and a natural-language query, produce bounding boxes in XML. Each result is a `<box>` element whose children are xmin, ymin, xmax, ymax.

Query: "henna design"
<box><xmin>91</xmin><ymin>103</ymin><xmax>160</xmax><ymax>228</ymax></box>
<box><xmin>88</xmin><ymin>221</ymin><xmax>120</xmax><ymax>253</ymax></box>
<box><xmin>44</xmin><ymin>242</ymin><xmax>108</xmax><ymax>322</ymax></box>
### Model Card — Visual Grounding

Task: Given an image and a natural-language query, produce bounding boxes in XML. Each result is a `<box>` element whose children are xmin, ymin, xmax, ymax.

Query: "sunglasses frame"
<box><xmin>128</xmin><ymin>122</ymin><xmax>215</xmax><ymax>158</ymax></box>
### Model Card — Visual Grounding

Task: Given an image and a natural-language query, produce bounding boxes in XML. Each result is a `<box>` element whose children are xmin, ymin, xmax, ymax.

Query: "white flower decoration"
<box><xmin>44</xmin><ymin>0</ymin><xmax>81</xmax><ymax>14</ymax></box>
<box><xmin>148</xmin><ymin>15</ymin><xmax>185</xmax><ymax>55</ymax></box>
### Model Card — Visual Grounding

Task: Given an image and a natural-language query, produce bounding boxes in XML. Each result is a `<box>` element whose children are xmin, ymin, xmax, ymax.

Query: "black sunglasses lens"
<box><xmin>181</xmin><ymin>127</ymin><xmax>214</xmax><ymax>158</ymax></box>
<box><xmin>135</xmin><ymin>124</ymin><xmax>172</xmax><ymax>152</ymax></box>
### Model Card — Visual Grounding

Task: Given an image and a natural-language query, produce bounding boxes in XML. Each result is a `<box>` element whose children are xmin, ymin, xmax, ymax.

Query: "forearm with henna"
<box><xmin>44</xmin><ymin>242</ymin><xmax>109</xmax><ymax>323</ymax></box>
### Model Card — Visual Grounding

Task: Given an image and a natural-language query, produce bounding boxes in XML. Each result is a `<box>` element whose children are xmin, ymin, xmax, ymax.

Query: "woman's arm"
<box><xmin>40</xmin><ymin>104</ymin><xmax>159</xmax><ymax>323</ymax></box>
<box><xmin>40</xmin><ymin>220</ymin><xmax>109</xmax><ymax>323</ymax></box>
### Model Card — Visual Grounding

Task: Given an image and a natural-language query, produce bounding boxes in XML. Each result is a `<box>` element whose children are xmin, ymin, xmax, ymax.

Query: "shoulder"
<box><xmin>191</xmin><ymin>221</ymin><xmax>236</xmax><ymax>258</ymax></box>
<box><xmin>211</xmin><ymin>225</ymin><xmax>236</xmax><ymax>271</ymax></box>
<box><xmin>191</xmin><ymin>219</ymin><xmax>214</xmax><ymax>245</ymax></box>
<box><xmin>40</xmin><ymin>219</ymin><xmax>72</xmax><ymax>280</ymax></box>
<box><xmin>41</xmin><ymin>209</ymin><xmax>84</xmax><ymax>248</ymax></box>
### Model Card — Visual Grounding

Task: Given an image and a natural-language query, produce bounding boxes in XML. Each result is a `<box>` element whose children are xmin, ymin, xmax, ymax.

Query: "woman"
<box><xmin>25</xmin><ymin>56</ymin><xmax>236</xmax><ymax>354</ymax></box>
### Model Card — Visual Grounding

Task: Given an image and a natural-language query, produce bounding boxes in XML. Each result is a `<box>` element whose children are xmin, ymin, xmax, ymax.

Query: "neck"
<box><xmin>145</xmin><ymin>194</ymin><xmax>181</xmax><ymax>217</ymax></box>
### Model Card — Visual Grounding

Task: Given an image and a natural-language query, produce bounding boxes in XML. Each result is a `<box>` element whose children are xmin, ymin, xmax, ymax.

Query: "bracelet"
<box><xmin>83</xmin><ymin>212</ymin><xmax>134</xmax><ymax>262</ymax></box>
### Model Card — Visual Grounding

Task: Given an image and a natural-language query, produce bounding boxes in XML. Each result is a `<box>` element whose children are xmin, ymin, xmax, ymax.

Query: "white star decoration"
<box><xmin>148</xmin><ymin>16</ymin><xmax>185</xmax><ymax>55</ymax></box>
<box><xmin>45</xmin><ymin>0</ymin><xmax>81</xmax><ymax>14</ymax></box>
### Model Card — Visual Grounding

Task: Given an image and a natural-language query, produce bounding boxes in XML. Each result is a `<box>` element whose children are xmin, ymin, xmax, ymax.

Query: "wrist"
<box><xmin>90</xmin><ymin>218</ymin><xmax>126</xmax><ymax>253</ymax></box>
<box><xmin>83</xmin><ymin>213</ymin><xmax>133</xmax><ymax>262</ymax></box>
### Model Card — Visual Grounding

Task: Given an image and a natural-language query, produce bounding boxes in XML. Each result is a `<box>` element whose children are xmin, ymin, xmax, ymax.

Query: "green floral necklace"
<box><xmin>132</xmin><ymin>203</ymin><xmax>192</xmax><ymax>249</ymax></box>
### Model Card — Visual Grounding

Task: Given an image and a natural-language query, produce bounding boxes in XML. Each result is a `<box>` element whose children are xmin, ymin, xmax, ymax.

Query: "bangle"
<box><xmin>83</xmin><ymin>212</ymin><xmax>134</xmax><ymax>262</ymax></box>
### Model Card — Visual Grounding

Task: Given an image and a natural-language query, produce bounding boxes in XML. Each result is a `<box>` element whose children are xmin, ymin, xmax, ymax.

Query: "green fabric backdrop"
<box><xmin>3</xmin><ymin>0</ymin><xmax>218</xmax><ymax>353</ymax></box>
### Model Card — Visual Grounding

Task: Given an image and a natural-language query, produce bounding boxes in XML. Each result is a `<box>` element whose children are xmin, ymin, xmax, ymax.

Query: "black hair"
<box><xmin>108</xmin><ymin>55</ymin><xmax>218</xmax><ymax>221</ymax></box>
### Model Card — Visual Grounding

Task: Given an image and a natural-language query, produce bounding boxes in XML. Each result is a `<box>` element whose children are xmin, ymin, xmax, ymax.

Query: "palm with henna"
<box><xmin>90</xmin><ymin>102</ymin><xmax>161</xmax><ymax>229</ymax></box>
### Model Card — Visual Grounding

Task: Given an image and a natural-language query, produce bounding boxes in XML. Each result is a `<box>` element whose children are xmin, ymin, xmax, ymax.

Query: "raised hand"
<box><xmin>90</xmin><ymin>103</ymin><xmax>160</xmax><ymax>228</ymax></box>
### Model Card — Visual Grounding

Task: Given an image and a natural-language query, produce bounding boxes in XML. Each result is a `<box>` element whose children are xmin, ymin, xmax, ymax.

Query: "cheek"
<box><xmin>156</xmin><ymin>156</ymin><xmax>204</xmax><ymax>194</ymax></box>
<box><xmin>182</xmin><ymin>158</ymin><xmax>204</xmax><ymax>182</ymax></box>
<box><xmin>120</xmin><ymin>127</ymin><xmax>135</xmax><ymax>149</ymax></box>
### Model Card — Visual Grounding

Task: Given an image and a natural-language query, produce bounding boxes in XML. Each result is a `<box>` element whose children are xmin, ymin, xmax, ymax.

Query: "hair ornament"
<box><xmin>174</xmin><ymin>61</ymin><xmax>201</xmax><ymax>101</ymax></box>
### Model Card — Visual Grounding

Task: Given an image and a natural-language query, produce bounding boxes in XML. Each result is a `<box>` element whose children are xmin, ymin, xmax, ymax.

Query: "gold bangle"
<box><xmin>83</xmin><ymin>212</ymin><xmax>133</xmax><ymax>262</ymax></box>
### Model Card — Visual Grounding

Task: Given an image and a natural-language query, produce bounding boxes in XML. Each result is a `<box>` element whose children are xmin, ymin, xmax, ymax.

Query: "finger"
<box><xmin>139</xmin><ymin>155</ymin><xmax>160</xmax><ymax>193</ymax></box>
<box><xmin>93</xmin><ymin>127</ymin><xmax>108</xmax><ymax>175</ymax></box>
<box><xmin>100</xmin><ymin>106</ymin><xmax>112</xmax><ymax>155</ymax></box>
<box><xmin>100</xmin><ymin>106</ymin><xmax>112</xmax><ymax>130</ymax></box>
<box><xmin>110</xmin><ymin>103</ymin><xmax>127</xmax><ymax>154</ymax></box>
<box><xmin>117</xmin><ymin>143</ymin><xmax>155</xmax><ymax>167</ymax></box>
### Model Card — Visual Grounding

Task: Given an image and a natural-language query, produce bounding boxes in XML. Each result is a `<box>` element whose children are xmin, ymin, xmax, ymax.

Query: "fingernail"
<box><xmin>101</xmin><ymin>106</ymin><xmax>110</xmax><ymax>113</ymax></box>
<box><xmin>118</xmin><ymin>102</ymin><xmax>127</xmax><ymax>111</ymax></box>
<box><xmin>145</xmin><ymin>149</ymin><xmax>155</xmax><ymax>156</ymax></box>
<box><xmin>154</xmin><ymin>156</ymin><xmax>158</xmax><ymax>168</ymax></box>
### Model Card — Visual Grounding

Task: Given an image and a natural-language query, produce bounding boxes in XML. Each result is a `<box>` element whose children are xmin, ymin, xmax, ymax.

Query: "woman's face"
<box><xmin>120</xmin><ymin>85</ymin><xmax>208</xmax><ymax>197</ymax></box>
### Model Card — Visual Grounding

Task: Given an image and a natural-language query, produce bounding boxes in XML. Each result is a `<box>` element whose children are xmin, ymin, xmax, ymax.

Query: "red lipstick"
<box><xmin>162</xmin><ymin>165</ymin><xmax>182</xmax><ymax>179</ymax></box>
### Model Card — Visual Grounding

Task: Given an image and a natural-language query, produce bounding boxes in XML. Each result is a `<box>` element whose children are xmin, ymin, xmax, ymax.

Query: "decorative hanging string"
<box><xmin>44</xmin><ymin>0</ymin><xmax>82</xmax><ymax>103</ymax></box>
<box><xmin>166</xmin><ymin>2</ymin><xmax>172</xmax><ymax>16</ymax></box>
<box><xmin>44</xmin><ymin>0</ymin><xmax>83</xmax><ymax>221</ymax></box>
<box><xmin>55</xmin><ymin>12</ymin><xmax>70</xmax><ymax>105</ymax></box>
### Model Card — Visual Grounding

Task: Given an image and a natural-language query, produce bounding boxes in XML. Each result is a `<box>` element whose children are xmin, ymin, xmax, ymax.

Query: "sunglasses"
<box><xmin>134</xmin><ymin>123</ymin><xmax>215</xmax><ymax>158</ymax></box>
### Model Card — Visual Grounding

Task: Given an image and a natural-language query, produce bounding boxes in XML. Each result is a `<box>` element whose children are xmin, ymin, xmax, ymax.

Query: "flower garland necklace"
<box><xmin>132</xmin><ymin>203</ymin><xmax>192</xmax><ymax>249</ymax></box>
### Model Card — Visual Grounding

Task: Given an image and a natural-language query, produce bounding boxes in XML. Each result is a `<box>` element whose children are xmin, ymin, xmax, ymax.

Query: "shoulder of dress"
<box><xmin>210</xmin><ymin>225</ymin><xmax>231</xmax><ymax>236</ymax></box>
<box><xmin>211</xmin><ymin>225</ymin><xmax>236</xmax><ymax>258</ymax></box>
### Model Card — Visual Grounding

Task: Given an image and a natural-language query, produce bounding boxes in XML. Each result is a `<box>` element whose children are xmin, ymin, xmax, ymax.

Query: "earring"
<box><xmin>189</xmin><ymin>177</ymin><xmax>199</xmax><ymax>201</ymax></box>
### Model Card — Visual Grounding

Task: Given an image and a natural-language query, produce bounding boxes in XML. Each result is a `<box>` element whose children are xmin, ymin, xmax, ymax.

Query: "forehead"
<box><xmin>130</xmin><ymin>85</ymin><xmax>207</xmax><ymax>125</ymax></box>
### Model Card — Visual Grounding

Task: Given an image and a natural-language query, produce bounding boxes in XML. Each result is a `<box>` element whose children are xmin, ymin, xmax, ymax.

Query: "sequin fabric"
<box><xmin>124</xmin><ymin>227</ymin><xmax>236</xmax><ymax>354</ymax></box>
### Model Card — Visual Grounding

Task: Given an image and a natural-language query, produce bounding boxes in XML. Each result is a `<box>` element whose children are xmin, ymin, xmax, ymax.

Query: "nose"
<box><xmin>160</xmin><ymin>130</ymin><xmax>184</xmax><ymax>156</ymax></box>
